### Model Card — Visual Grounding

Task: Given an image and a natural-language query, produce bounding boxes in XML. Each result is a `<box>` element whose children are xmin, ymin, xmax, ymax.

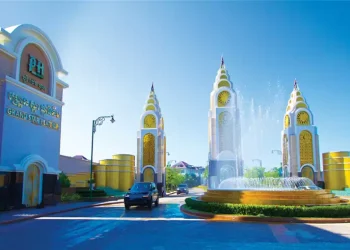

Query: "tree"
<box><xmin>184</xmin><ymin>173</ymin><xmax>200</xmax><ymax>187</ymax></box>
<box><xmin>59</xmin><ymin>172</ymin><xmax>71</xmax><ymax>188</ymax></box>
<box><xmin>244</xmin><ymin>166</ymin><xmax>265</xmax><ymax>178</ymax></box>
<box><xmin>264</xmin><ymin>167</ymin><xmax>280</xmax><ymax>178</ymax></box>
<box><xmin>203</xmin><ymin>166</ymin><xmax>209</xmax><ymax>179</ymax></box>
<box><xmin>166</xmin><ymin>168</ymin><xmax>185</xmax><ymax>190</ymax></box>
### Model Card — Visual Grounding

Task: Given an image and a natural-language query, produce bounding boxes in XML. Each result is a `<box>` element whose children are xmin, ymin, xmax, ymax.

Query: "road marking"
<box><xmin>269</xmin><ymin>224</ymin><xmax>300</xmax><ymax>243</ymax></box>
<box><xmin>36</xmin><ymin>216</ymin><xmax>204</xmax><ymax>221</ymax></box>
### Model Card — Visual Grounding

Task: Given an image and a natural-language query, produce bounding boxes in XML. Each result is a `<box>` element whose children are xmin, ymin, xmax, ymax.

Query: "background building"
<box><xmin>59</xmin><ymin>155</ymin><xmax>98</xmax><ymax>188</ymax></box>
<box><xmin>171</xmin><ymin>161</ymin><xmax>205</xmax><ymax>176</ymax></box>
<box><xmin>59</xmin><ymin>154</ymin><xmax>135</xmax><ymax>192</ymax></box>
<box><xmin>281</xmin><ymin>80</ymin><xmax>321</xmax><ymax>183</ymax></box>
<box><xmin>0</xmin><ymin>24</ymin><xmax>68</xmax><ymax>208</ymax></box>
<box><xmin>208</xmin><ymin>58</ymin><xmax>243</xmax><ymax>189</ymax></box>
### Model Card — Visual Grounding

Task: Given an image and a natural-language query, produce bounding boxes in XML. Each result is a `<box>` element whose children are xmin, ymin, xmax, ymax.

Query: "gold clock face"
<box><xmin>218</xmin><ymin>91</ymin><xmax>231</xmax><ymax>107</ymax></box>
<box><xmin>144</xmin><ymin>115</ymin><xmax>156</xmax><ymax>128</ymax></box>
<box><xmin>297</xmin><ymin>111</ymin><xmax>310</xmax><ymax>125</ymax></box>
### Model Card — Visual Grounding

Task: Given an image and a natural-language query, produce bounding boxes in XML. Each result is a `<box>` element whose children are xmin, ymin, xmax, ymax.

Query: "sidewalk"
<box><xmin>0</xmin><ymin>200</ymin><xmax>122</xmax><ymax>225</ymax></box>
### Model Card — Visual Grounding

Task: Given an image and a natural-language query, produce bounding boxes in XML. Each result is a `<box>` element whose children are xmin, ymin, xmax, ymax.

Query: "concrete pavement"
<box><xmin>0</xmin><ymin>200</ymin><xmax>123</xmax><ymax>225</ymax></box>
<box><xmin>0</xmin><ymin>189</ymin><xmax>349</xmax><ymax>249</ymax></box>
<box><xmin>0</xmin><ymin>191</ymin><xmax>178</xmax><ymax>225</ymax></box>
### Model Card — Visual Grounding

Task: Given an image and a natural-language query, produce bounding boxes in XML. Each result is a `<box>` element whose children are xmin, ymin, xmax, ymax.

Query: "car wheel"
<box><xmin>148</xmin><ymin>199</ymin><xmax>153</xmax><ymax>209</ymax></box>
<box><xmin>177</xmin><ymin>192</ymin><xmax>180</xmax><ymax>195</ymax></box>
<box><xmin>155</xmin><ymin>196</ymin><xmax>159</xmax><ymax>207</ymax></box>
<box><xmin>125</xmin><ymin>204</ymin><xmax>130</xmax><ymax>210</ymax></box>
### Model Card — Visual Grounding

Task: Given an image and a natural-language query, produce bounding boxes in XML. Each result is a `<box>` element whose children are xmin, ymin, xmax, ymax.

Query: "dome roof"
<box><xmin>143</xmin><ymin>83</ymin><xmax>162</xmax><ymax>117</ymax></box>
<box><xmin>285</xmin><ymin>80</ymin><xmax>309</xmax><ymax>113</ymax></box>
<box><xmin>213</xmin><ymin>56</ymin><xmax>234</xmax><ymax>91</ymax></box>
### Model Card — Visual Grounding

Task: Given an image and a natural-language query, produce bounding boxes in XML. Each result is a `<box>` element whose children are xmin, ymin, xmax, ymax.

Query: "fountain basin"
<box><xmin>200</xmin><ymin>189</ymin><xmax>348</xmax><ymax>206</ymax></box>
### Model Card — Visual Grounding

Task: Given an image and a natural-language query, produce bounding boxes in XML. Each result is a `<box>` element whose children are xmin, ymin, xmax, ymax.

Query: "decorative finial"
<box><xmin>294</xmin><ymin>78</ymin><xmax>298</xmax><ymax>90</ymax></box>
<box><xmin>151</xmin><ymin>82</ymin><xmax>154</xmax><ymax>92</ymax></box>
<box><xmin>221</xmin><ymin>55</ymin><xmax>225</xmax><ymax>68</ymax></box>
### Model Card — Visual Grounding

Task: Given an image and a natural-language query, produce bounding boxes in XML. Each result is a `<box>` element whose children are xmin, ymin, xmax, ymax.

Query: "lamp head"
<box><xmin>110</xmin><ymin>115</ymin><xmax>115</xmax><ymax>123</ymax></box>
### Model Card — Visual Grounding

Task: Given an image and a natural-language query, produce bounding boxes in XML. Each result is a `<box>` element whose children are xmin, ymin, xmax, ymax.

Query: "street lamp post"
<box><xmin>271</xmin><ymin>149</ymin><xmax>283</xmax><ymax>177</ymax></box>
<box><xmin>252</xmin><ymin>159</ymin><xmax>262</xmax><ymax>167</ymax></box>
<box><xmin>89</xmin><ymin>115</ymin><xmax>115</xmax><ymax>200</ymax></box>
<box><xmin>271</xmin><ymin>150</ymin><xmax>282</xmax><ymax>155</ymax></box>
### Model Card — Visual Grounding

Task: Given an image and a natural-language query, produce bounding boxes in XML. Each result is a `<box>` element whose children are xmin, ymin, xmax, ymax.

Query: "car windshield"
<box><xmin>178</xmin><ymin>184</ymin><xmax>187</xmax><ymax>188</ymax></box>
<box><xmin>130</xmin><ymin>183</ymin><xmax>151</xmax><ymax>192</ymax></box>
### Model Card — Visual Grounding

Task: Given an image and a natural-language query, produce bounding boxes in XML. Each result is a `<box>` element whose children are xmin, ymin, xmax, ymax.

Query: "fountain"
<box><xmin>201</xmin><ymin>176</ymin><xmax>346</xmax><ymax>206</ymax></box>
<box><xmin>237</xmin><ymin>81</ymin><xmax>287</xmax><ymax>168</ymax></box>
<box><xmin>203</xmin><ymin>75</ymin><xmax>346</xmax><ymax>205</ymax></box>
<box><xmin>200</xmin><ymin>177</ymin><xmax>348</xmax><ymax>205</ymax></box>
<box><xmin>218</xmin><ymin>177</ymin><xmax>314</xmax><ymax>190</ymax></box>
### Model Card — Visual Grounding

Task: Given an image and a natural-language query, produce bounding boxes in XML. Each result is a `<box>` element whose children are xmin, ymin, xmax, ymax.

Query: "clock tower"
<box><xmin>136</xmin><ymin>83</ymin><xmax>166</xmax><ymax>195</ymax></box>
<box><xmin>208</xmin><ymin>57</ymin><xmax>243</xmax><ymax>189</ymax></box>
<box><xmin>281</xmin><ymin>80</ymin><xmax>321</xmax><ymax>183</ymax></box>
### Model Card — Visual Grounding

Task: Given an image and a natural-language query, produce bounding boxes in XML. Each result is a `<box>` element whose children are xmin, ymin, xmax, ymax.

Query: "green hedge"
<box><xmin>76</xmin><ymin>189</ymin><xmax>107</xmax><ymax>197</ymax></box>
<box><xmin>185</xmin><ymin>198</ymin><xmax>350</xmax><ymax>218</ymax></box>
<box><xmin>61</xmin><ymin>193</ymin><xmax>81</xmax><ymax>202</ymax></box>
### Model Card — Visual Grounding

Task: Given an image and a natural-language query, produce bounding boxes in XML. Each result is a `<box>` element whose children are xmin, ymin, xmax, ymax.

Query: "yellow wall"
<box><xmin>95</xmin><ymin>154</ymin><xmax>135</xmax><ymax>191</ymax></box>
<box><xmin>323</xmin><ymin>151</ymin><xmax>350</xmax><ymax>190</ymax></box>
<box><xmin>67</xmin><ymin>172</ymin><xmax>90</xmax><ymax>187</ymax></box>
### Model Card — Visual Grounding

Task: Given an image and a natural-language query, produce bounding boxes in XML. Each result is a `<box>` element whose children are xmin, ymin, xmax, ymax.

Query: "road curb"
<box><xmin>167</xmin><ymin>191</ymin><xmax>177</xmax><ymax>196</ymax></box>
<box><xmin>180</xmin><ymin>205</ymin><xmax>350</xmax><ymax>224</ymax></box>
<box><xmin>0</xmin><ymin>200</ymin><xmax>123</xmax><ymax>226</ymax></box>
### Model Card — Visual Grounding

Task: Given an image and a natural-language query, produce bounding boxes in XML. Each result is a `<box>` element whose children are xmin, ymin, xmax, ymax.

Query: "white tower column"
<box><xmin>281</xmin><ymin>80</ymin><xmax>321</xmax><ymax>184</ymax></box>
<box><xmin>136</xmin><ymin>83</ymin><xmax>167</xmax><ymax>194</ymax></box>
<box><xmin>208</xmin><ymin>57</ymin><xmax>243</xmax><ymax>189</ymax></box>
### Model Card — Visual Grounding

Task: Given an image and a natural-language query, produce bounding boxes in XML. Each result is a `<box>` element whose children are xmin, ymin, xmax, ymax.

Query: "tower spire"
<box><xmin>221</xmin><ymin>55</ymin><xmax>225</xmax><ymax>68</ymax></box>
<box><xmin>151</xmin><ymin>82</ymin><xmax>154</xmax><ymax>92</ymax></box>
<box><xmin>294</xmin><ymin>78</ymin><xmax>298</xmax><ymax>90</ymax></box>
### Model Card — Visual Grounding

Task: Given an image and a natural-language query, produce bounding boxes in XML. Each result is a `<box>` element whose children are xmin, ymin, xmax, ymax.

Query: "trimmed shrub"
<box><xmin>185</xmin><ymin>198</ymin><xmax>350</xmax><ymax>218</ymax></box>
<box><xmin>59</xmin><ymin>172</ymin><xmax>71</xmax><ymax>188</ymax></box>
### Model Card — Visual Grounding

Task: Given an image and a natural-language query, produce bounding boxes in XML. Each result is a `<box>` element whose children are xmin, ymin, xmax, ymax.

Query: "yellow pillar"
<box><xmin>323</xmin><ymin>151</ymin><xmax>350</xmax><ymax>190</ymax></box>
<box><xmin>102</xmin><ymin>160</ymin><xmax>120</xmax><ymax>190</ymax></box>
<box><xmin>112</xmin><ymin>154</ymin><xmax>135</xmax><ymax>192</ymax></box>
<box><xmin>95</xmin><ymin>163</ymin><xmax>106</xmax><ymax>187</ymax></box>
<box><xmin>98</xmin><ymin>155</ymin><xmax>135</xmax><ymax>191</ymax></box>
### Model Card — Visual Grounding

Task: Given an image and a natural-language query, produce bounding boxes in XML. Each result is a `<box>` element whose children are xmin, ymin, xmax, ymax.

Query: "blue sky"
<box><xmin>2</xmin><ymin>1</ymin><xmax>350</xmax><ymax>169</ymax></box>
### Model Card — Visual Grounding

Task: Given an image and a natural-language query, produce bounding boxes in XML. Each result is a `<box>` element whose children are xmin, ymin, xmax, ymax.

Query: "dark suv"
<box><xmin>124</xmin><ymin>182</ymin><xmax>159</xmax><ymax>210</ymax></box>
<box><xmin>177</xmin><ymin>184</ymin><xmax>189</xmax><ymax>195</ymax></box>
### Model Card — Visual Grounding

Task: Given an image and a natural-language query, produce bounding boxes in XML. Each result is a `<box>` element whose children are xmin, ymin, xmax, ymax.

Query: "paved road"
<box><xmin>1</xmin><ymin>188</ymin><xmax>350</xmax><ymax>250</ymax></box>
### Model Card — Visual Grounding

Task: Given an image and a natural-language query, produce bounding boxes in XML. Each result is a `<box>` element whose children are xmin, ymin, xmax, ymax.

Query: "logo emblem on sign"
<box><xmin>28</xmin><ymin>55</ymin><xmax>44</xmax><ymax>79</ymax></box>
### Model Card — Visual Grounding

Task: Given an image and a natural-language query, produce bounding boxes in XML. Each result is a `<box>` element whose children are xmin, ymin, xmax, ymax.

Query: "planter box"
<box><xmin>80</xmin><ymin>196</ymin><xmax>120</xmax><ymax>202</ymax></box>
<box><xmin>61</xmin><ymin>187</ymin><xmax>76</xmax><ymax>195</ymax></box>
